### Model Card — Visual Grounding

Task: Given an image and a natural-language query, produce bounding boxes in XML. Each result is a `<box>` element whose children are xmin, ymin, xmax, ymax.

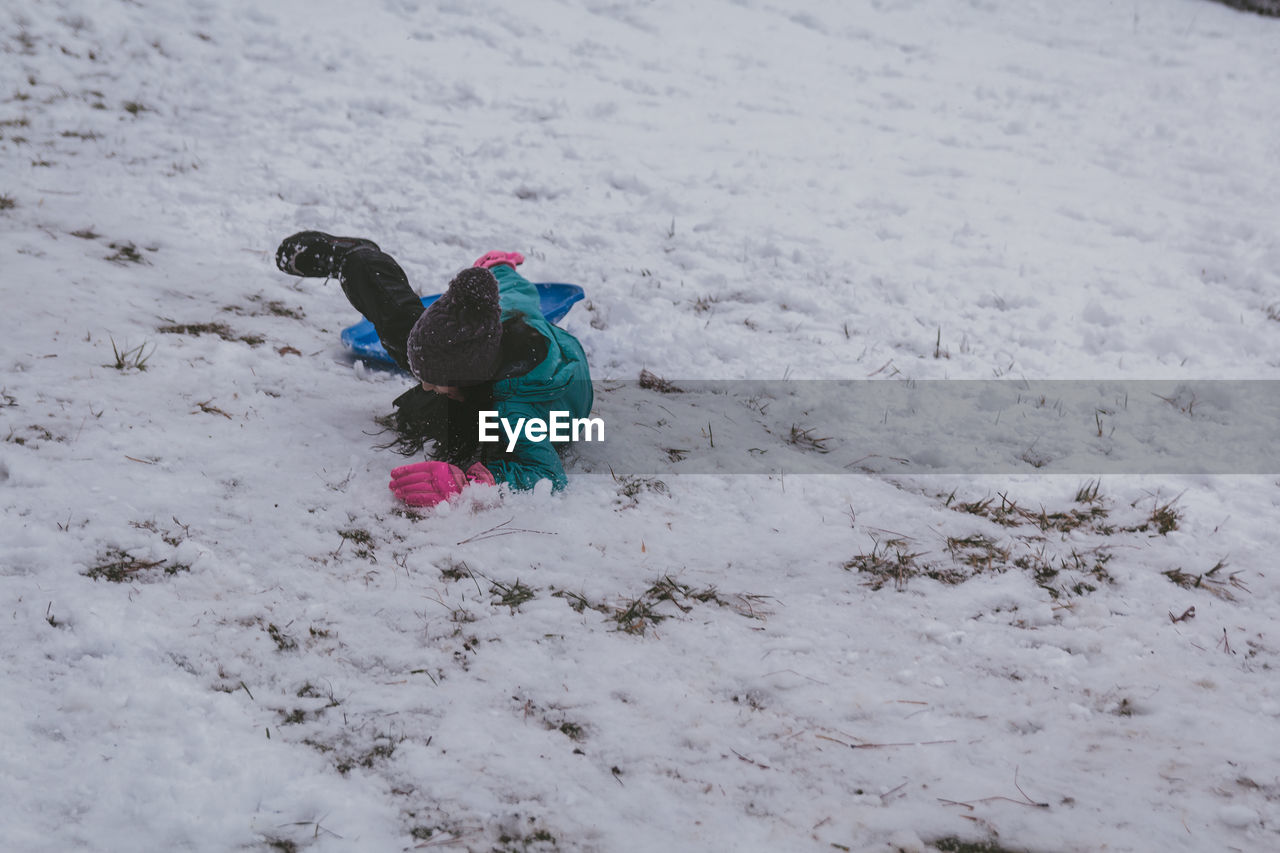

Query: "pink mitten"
<box><xmin>389</xmin><ymin>461</ymin><xmax>493</xmax><ymax>507</ymax></box>
<box><xmin>464</xmin><ymin>461</ymin><xmax>496</xmax><ymax>486</ymax></box>
<box><xmin>473</xmin><ymin>250</ymin><xmax>525</xmax><ymax>270</ymax></box>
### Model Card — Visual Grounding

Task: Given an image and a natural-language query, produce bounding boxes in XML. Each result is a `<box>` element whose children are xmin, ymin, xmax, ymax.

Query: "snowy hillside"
<box><xmin>2</xmin><ymin>1</ymin><xmax>1279</xmax><ymax>851</ymax></box>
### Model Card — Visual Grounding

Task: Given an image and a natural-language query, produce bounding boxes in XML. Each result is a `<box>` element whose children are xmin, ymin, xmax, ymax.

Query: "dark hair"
<box><xmin>374</xmin><ymin>315</ymin><xmax>548</xmax><ymax>465</ymax></box>
<box><xmin>373</xmin><ymin>381</ymin><xmax>492</xmax><ymax>464</ymax></box>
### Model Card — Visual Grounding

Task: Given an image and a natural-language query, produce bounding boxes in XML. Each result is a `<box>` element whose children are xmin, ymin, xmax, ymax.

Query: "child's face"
<box><xmin>422</xmin><ymin>382</ymin><xmax>464</xmax><ymax>402</ymax></box>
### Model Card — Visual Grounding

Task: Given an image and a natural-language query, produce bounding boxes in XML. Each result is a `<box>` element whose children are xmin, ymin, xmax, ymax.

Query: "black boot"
<box><xmin>275</xmin><ymin>230</ymin><xmax>381</xmax><ymax>277</ymax></box>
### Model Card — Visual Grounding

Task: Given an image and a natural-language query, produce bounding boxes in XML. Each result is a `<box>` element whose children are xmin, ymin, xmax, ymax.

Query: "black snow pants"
<box><xmin>337</xmin><ymin>247</ymin><xmax>424</xmax><ymax>374</ymax></box>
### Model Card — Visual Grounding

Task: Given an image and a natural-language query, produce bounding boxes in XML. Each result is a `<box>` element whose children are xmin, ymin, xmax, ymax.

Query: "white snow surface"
<box><xmin>2</xmin><ymin>1</ymin><xmax>1279</xmax><ymax>851</ymax></box>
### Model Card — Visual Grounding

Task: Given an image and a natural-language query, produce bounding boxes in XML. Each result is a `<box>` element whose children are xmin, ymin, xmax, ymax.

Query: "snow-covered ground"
<box><xmin>3</xmin><ymin>1</ymin><xmax>1279</xmax><ymax>850</ymax></box>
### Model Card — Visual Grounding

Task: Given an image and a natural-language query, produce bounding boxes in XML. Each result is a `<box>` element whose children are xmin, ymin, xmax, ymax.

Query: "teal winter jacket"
<box><xmin>483</xmin><ymin>265</ymin><xmax>593</xmax><ymax>491</ymax></box>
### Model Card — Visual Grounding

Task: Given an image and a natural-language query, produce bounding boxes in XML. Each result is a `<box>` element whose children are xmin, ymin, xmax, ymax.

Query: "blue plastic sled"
<box><xmin>340</xmin><ymin>282</ymin><xmax>585</xmax><ymax>368</ymax></box>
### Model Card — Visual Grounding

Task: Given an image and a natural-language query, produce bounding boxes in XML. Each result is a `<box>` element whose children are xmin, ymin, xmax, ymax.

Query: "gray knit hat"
<box><xmin>407</xmin><ymin>267</ymin><xmax>502</xmax><ymax>385</ymax></box>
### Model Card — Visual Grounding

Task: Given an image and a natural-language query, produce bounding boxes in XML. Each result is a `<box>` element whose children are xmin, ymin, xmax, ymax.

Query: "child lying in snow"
<box><xmin>275</xmin><ymin>232</ymin><xmax>593</xmax><ymax>507</ymax></box>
